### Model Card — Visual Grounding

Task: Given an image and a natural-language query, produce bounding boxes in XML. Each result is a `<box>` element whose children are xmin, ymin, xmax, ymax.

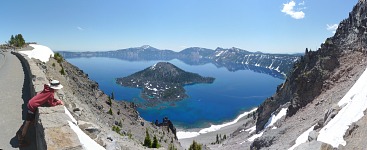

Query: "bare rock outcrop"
<box><xmin>255</xmin><ymin>0</ymin><xmax>367</xmax><ymax>133</ymax></box>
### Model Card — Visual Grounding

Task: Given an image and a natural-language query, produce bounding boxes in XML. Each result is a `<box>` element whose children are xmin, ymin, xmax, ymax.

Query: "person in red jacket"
<box><xmin>17</xmin><ymin>80</ymin><xmax>64</xmax><ymax>147</ymax></box>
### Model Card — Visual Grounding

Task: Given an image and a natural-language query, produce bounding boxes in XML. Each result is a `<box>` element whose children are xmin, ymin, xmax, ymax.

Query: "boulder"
<box><xmin>323</xmin><ymin>104</ymin><xmax>341</xmax><ymax>126</ymax></box>
<box><xmin>250</xmin><ymin>136</ymin><xmax>275</xmax><ymax>150</ymax></box>
<box><xmin>78</xmin><ymin>120</ymin><xmax>101</xmax><ymax>139</ymax></box>
<box><xmin>308</xmin><ymin>131</ymin><xmax>319</xmax><ymax>142</ymax></box>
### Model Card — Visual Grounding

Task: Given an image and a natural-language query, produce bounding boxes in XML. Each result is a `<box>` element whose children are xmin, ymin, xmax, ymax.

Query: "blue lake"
<box><xmin>66</xmin><ymin>57</ymin><xmax>283</xmax><ymax>129</ymax></box>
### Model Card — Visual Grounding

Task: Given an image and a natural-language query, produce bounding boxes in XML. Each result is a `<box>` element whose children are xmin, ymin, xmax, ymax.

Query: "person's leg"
<box><xmin>18</xmin><ymin>110</ymin><xmax>34</xmax><ymax>147</ymax></box>
<box><xmin>21</xmin><ymin>120</ymin><xmax>31</xmax><ymax>137</ymax></box>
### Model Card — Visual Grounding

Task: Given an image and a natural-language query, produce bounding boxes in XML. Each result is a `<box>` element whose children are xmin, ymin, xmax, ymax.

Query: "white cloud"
<box><xmin>281</xmin><ymin>1</ymin><xmax>305</xmax><ymax>19</ymax></box>
<box><xmin>77</xmin><ymin>26</ymin><xmax>85</xmax><ymax>31</ymax></box>
<box><xmin>327</xmin><ymin>24</ymin><xmax>338</xmax><ymax>33</ymax></box>
<box><xmin>299</xmin><ymin>1</ymin><xmax>305</xmax><ymax>6</ymax></box>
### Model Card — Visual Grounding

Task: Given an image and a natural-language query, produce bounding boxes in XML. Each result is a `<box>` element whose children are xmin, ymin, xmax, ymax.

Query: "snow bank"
<box><xmin>245</xmin><ymin>126</ymin><xmax>256</xmax><ymax>134</ymax></box>
<box><xmin>19</xmin><ymin>44</ymin><xmax>54</xmax><ymax>62</ymax></box>
<box><xmin>264</xmin><ymin>107</ymin><xmax>287</xmax><ymax>129</ymax></box>
<box><xmin>317</xmin><ymin>67</ymin><xmax>367</xmax><ymax>147</ymax></box>
<box><xmin>176</xmin><ymin>131</ymin><xmax>201</xmax><ymax>139</ymax></box>
<box><xmin>177</xmin><ymin>108</ymin><xmax>257</xmax><ymax>139</ymax></box>
<box><xmin>64</xmin><ymin>107</ymin><xmax>105</xmax><ymax>150</ymax></box>
<box><xmin>64</xmin><ymin>106</ymin><xmax>77</xmax><ymax>124</ymax></box>
<box><xmin>288</xmin><ymin>125</ymin><xmax>316</xmax><ymax>150</ymax></box>
<box><xmin>241</xmin><ymin>107</ymin><xmax>288</xmax><ymax>144</ymax></box>
<box><xmin>247</xmin><ymin>131</ymin><xmax>264</xmax><ymax>142</ymax></box>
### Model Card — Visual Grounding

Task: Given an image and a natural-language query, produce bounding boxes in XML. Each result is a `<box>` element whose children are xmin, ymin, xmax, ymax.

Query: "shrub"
<box><xmin>60</xmin><ymin>67</ymin><xmax>65</xmax><ymax>75</ymax></box>
<box><xmin>168</xmin><ymin>143</ymin><xmax>177</xmax><ymax>150</ymax></box>
<box><xmin>108</xmin><ymin>108</ymin><xmax>113</xmax><ymax>115</ymax></box>
<box><xmin>112</xmin><ymin>125</ymin><xmax>121</xmax><ymax>135</ymax></box>
<box><xmin>54</xmin><ymin>52</ymin><xmax>63</xmax><ymax>63</ymax></box>
<box><xmin>189</xmin><ymin>140</ymin><xmax>202</xmax><ymax>150</ymax></box>
<box><xmin>106</xmin><ymin>97</ymin><xmax>112</xmax><ymax>106</ymax></box>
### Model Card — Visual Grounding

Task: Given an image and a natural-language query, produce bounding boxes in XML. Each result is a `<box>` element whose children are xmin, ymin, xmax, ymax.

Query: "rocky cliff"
<box><xmin>255</xmin><ymin>0</ymin><xmax>367</xmax><ymax>134</ymax></box>
<box><xmin>195</xmin><ymin>1</ymin><xmax>367</xmax><ymax>150</ymax></box>
<box><xmin>36</xmin><ymin>54</ymin><xmax>182</xmax><ymax>149</ymax></box>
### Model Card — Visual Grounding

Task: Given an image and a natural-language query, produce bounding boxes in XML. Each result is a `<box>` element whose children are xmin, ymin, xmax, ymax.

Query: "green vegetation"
<box><xmin>152</xmin><ymin>135</ymin><xmax>161</xmax><ymax>148</ymax></box>
<box><xmin>111</xmin><ymin>92</ymin><xmax>115</xmax><ymax>99</ymax></box>
<box><xmin>60</xmin><ymin>67</ymin><xmax>65</xmax><ymax>75</ymax></box>
<box><xmin>107</xmin><ymin>96</ymin><xmax>112</xmax><ymax>106</ymax></box>
<box><xmin>112</xmin><ymin>125</ymin><xmax>121</xmax><ymax>134</ymax></box>
<box><xmin>143</xmin><ymin>129</ymin><xmax>160</xmax><ymax>148</ymax></box>
<box><xmin>54</xmin><ymin>52</ymin><xmax>64</xmax><ymax>63</ymax></box>
<box><xmin>8</xmin><ymin>34</ymin><xmax>25</xmax><ymax>47</ymax></box>
<box><xmin>168</xmin><ymin>143</ymin><xmax>177</xmax><ymax>150</ymax></box>
<box><xmin>52</xmin><ymin>63</ymin><xmax>55</xmax><ymax>67</ymax></box>
<box><xmin>144</xmin><ymin>129</ymin><xmax>152</xmax><ymax>148</ymax></box>
<box><xmin>107</xmin><ymin>108</ymin><xmax>113</xmax><ymax>115</ymax></box>
<box><xmin>189</xmin><ymin>140</ymin><xmax>202</xmax><ymax>150</ymax></box>
<box><xmin>212</xmin><ymin>134</ymin><xmax>227</xmax><ymax>145</ymax></box>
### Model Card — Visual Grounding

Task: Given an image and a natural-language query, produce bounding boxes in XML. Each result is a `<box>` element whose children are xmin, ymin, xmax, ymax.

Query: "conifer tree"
<box><xmin>144</xmin><ymin>129</ymin><xmax>152</xmax><ymax>148</ymax></box>
<box><xmin>189</xmin><ymin>140</ymin><xmax>202</xmax><ymax>150</ymax></box>
<box><xmin>152</xmin><ymin>135</ymin><xmax>160</xmax><ymax>148</ymax></box>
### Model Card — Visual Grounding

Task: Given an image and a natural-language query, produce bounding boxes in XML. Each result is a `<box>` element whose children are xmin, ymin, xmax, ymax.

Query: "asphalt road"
<box><xmin>0</xmin><ymin>51</ymin><xmax>36</xmax><ymax>150</ymax></box>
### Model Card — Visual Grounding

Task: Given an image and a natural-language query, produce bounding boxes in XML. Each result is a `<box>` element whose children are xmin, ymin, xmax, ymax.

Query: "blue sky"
<box><xmin>0</xmin><ymin>0</ymin><xmax>357</xmax><ymax>53</ymax></box>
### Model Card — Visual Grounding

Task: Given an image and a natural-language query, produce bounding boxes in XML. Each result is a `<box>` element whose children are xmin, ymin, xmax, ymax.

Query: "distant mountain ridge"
<box><xmin>59</xmin><ymin>46</ymin><xmax>300</xmax><ymax>79</ymax></box>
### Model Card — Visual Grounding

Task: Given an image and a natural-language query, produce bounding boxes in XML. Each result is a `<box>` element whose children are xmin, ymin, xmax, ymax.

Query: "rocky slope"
<box><xmin>206</xmin><ymin>0</ymin><xmax>367</xmax><ymax>149</ymax></box>
<box><xmin>59</xmin><ymin>47</ymin><xmax>299</xmax><ymax>79</ymax></box>
<box><xmin>35</xmin><ymin>56</ymin><xmax>182</xmax><ymax>149</ymax></box>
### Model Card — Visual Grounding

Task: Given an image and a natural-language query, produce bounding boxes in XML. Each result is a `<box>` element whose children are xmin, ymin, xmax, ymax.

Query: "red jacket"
<box><xmin>27</xmin><ymin>84</ymin><xmax>62</xmax><ymax>112</ymax></box>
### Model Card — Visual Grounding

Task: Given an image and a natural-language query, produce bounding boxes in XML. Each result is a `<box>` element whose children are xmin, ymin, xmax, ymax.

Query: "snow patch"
<box><xmin>64</xmin><ymin>106</ymin><xmax>77</xmax><ymax>124</ymax></box>
<box><xmin>241</xmin><ymin>107</ymin><xmax>287</xmax><ymax>143</ymax></box>
<box><xmin>177</xmin><ymin>108</ymin><xmax>257</xmax><ymax>139</ymax></box>
<box><xmin>176</xmin><ymin>131</ymin><xmax>200</xmax><ymax>139</ymax></box>
<box><xmin>68</xmin><ymin>121</ymin><xmax>106</xmax><ymax>150</ymax></box>
<box><xmin>264</xmin><ymin>107</ymin><xmax>287</xmax><ymax>128</ymax></box>
<box><xmin>215</xmin><ymin>51</ymin><xmax>224</xmax><ymax>57</ymax></box>
<box><xmin>247</xmin><ymin>131</ymin><xmax>264</xmax><ymax>142</ymax></box>
<box><xmin>317</xmin><ymin>67</ymin><xmax>367</xmax><ymax>147</ymax></box>
<box><xmin>288</xmin><ymin>125</ymin><xmax>316</xmax><ymax>150</ymax></box>
<box><xmin>245</xmin><ymin>126</ymin><xmax>256</xmax><ymax>134</ymax></box>
<box><xmin>19</xmin><ymin>44</ymin><xmax>54</xmax><ymax>62</ymax></box>
<box><xmin>65</xmin><ymin>107</ymin><xmax>105</xmax><ymax>150</ymax></box>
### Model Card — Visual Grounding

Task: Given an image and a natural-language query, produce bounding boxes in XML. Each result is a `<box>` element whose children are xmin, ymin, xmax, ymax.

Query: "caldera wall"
<box><xmin>13</xmin><ymin>52</ymin><xmax>83</xmax><ymax>150</ymax></box>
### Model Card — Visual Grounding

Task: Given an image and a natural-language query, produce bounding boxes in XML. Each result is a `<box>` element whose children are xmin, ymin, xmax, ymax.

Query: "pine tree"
<box><xmin>107</xmin><ymin>96</ymin><xmax>112</xmax><ymax>106</ymax></box>
<box><xmin>189</xmin><ymin>140</ymin><xmax>202</xmax><ymax>150</ymax></box>
<box><xmin>144</xmin><ymin>129</ymin><xmax>152</xmax><ymax>148</ymax></box>
<box><xmin>111</xmin><ymin>92</ymin><xmax>115</xmax><ymax>99</ymax></box>
<box><xmin>152</xmin><ymin>135</ymin><xmax>160</xmax><ymax>148</ymax></box>
<box><xmin>168</xmin><ymin>143</ymin><xmax>177</xmax><ymax>150</ymax></box>
<box><xmin>107</xmin><ymin>108</ymin><xmax>113</xmax><ymax>115</ymax></box>
<box><xmin>9</xmin><ymin>35</ymin><xmax>15</xmax><ymax>45</ymax></box>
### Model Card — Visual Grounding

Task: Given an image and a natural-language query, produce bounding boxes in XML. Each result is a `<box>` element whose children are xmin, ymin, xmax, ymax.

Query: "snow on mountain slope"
<box><xmin>19</xmin><ymin>44</ymin><xmax>54</xmax><ymax>62</ymax></box>
<box><xmin>317</xmin><ymin>66</ymin><xmax>367</xmax><ymax>147</ymax></box>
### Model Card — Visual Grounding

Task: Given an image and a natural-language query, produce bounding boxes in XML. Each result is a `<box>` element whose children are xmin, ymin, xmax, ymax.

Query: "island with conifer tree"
<box><xmin>116</xmin><ymin>62</ymin><xmax>215</xmax><ymax>102</ymax></box>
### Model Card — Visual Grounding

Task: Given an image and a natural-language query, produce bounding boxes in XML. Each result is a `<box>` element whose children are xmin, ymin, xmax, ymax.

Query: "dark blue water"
<box><xmin>67</xmin><ymin>57</ymin><xmax>283</xmax><ymax>129</ymax></box>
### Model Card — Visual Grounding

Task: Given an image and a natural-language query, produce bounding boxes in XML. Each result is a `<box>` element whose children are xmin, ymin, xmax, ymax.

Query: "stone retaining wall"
<box><xmin>13</xmin><ymin>52</ymin><xmax>83</xmax><ymax>150</ymax></box>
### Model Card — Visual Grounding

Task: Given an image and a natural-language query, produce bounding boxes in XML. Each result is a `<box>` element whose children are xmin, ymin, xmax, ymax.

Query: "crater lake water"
<box><xmin>66</xmin><ymin>57</ymin><xmax>284</xmax><ymax>129</ymax></box>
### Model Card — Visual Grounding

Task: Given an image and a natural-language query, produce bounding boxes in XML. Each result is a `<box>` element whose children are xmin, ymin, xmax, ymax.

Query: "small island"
<box><xmin>116</xmin><ymin>62</ymin><xmax>215</xmax><ymax>102</ymax></box>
